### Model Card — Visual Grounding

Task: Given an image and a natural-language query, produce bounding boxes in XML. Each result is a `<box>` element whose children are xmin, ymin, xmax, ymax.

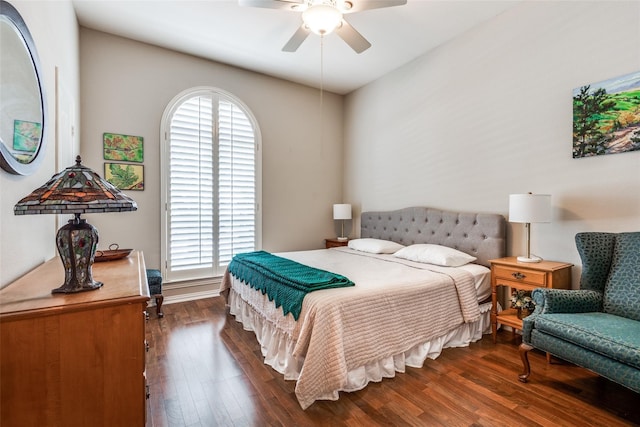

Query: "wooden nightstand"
<box><xmin>325</xmin><ymin>238</ymin><xmax>349</xmax><ymax>249</ymax></box>
<box><xmin>490</xmin><ymin>257</ymin><xmax>573</xmax><ymax>343</ymax></box>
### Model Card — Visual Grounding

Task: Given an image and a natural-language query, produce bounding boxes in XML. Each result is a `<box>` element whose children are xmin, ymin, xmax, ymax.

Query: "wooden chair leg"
<box><xmin>519</xmin><ymin>343</ymin><xmax>533</xmax><ymax>382</ymax></box>
<box><xmin>155</xmin><ymin>294</ymin><xmax>164</xmax><ymax>318</ymax></box>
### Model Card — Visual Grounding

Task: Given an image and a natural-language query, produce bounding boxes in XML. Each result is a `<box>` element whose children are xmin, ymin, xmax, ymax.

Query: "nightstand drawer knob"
<box><xmin>512</xmin><ymin>272</ymin><xmax>526</xmax><ymax>280</ymax></box>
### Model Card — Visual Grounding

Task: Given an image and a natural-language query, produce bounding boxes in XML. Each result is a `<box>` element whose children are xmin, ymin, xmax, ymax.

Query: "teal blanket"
<box><xmin>228</xmin><ymin>251</ymin><xmax>354</xmax><ymax>320</ymax></box>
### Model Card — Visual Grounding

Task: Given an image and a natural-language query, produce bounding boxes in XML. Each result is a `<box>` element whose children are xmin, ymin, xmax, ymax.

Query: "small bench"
<box><xmin>146</xmin><ymin>269</ymin><xmax>164</xmax><ymax>318</ymax></box>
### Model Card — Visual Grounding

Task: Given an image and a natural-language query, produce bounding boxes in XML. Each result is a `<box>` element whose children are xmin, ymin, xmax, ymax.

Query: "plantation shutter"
<box><xmin>218</xmin><ymin>100</ymin><xmax>256</xmax><ymax>265</ymax></box>
<box><xmin>168</xmin><ymin>96</ymin><xmax>215</xmax><ymax>274</ymax></box>
<box><xmin>165</xmin><ymin>91</ymin><xmax>257</xmax><ymax>281</ymax></box>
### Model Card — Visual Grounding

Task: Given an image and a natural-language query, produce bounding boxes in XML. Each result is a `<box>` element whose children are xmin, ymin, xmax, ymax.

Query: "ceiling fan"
<box><xmin>239</xmin><ymin>0</ymin><xmax>407</xmax><ymax>53</ymax></box>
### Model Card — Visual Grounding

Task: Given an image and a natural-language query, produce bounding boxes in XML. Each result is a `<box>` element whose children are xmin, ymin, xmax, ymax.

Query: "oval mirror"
<box><xmin>0</xmin><ymin>0</ymin><xmax>47</xmax><ymax>175</ymax></box>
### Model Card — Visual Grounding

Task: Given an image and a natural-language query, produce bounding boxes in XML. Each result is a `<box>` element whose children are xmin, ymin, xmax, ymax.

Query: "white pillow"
<box><xmin>393</xmin><ymin>244</ymin><xmax>476</xmax><ymax>267</ymax></box>
<box><xmin>347</xmin><ymin>238</ymin><xmax>405</xmax><ymax>254</ymax></box>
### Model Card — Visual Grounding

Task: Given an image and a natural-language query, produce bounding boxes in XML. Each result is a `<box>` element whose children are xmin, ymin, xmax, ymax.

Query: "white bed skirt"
<box><xmin>227</xmin><ymin>288</ymin><xmax>493</xmax><ymax>405</ymax></box>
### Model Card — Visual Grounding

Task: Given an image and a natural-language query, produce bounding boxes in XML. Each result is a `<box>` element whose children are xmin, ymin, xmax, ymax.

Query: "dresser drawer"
<box><xmin>493</xmin><ymin>265</ymin><xmax>547</xmax><ymax>286</ymax></box>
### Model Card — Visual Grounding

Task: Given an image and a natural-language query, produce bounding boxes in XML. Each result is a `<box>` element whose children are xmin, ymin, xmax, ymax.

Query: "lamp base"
<box><xmin>53</xmin><ymin>215</ymin><xmax>103</xmax><ymax>294</ymax></box>
<box><xmin>517</xmin><ymin>255</ymin><xmax>542</xmax><ymax>263</ymax></box>
<box><xmin>336</xmin><ymin>237</ymin><xmax>348</xmax><ymax>241</ymax></box>
<box><xmin>52</xmin><ymin>280</ymin><xmax>103</xmax><ymax>294</ymax></box>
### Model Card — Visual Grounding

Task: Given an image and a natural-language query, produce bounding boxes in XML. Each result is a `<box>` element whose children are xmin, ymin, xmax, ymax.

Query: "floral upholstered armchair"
<box><xmin>519</xmin><ymin>232</ymin><xmax>640</xmax><ymax>393</ymax></box>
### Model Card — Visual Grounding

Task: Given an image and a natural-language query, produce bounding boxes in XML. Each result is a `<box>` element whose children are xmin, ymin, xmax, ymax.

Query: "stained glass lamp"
<box><xmin>14</xmin><ymin>155</ymin><xmax>137</xmax><ymax>293</ymax></box>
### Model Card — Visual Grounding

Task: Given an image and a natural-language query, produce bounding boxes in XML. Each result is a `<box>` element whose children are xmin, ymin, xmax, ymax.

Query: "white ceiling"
<box><xmin>72</xmin><ymin>0</ymin><xmax>519</xmax><ymax>95</ymax></box>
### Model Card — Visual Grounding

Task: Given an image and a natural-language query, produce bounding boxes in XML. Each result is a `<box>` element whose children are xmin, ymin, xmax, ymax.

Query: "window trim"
<box><xmin>160</xmin><ymin>86</ymin><xmax>262</xmax><ymax>284</ymax></box>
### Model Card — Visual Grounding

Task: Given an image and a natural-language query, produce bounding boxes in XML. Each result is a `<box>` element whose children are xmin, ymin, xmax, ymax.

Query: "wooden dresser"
<box><xmin>0</xmin><ymin>251</ymin><xmax>150</xmax><ymax>427</ymax></box>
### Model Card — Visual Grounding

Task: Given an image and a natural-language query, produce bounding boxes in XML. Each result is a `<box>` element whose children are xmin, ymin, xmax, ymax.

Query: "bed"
<box><xmin>221</xmin><ymin>206</ymin><xmax>506</xmax><ymax>409</ymax></box>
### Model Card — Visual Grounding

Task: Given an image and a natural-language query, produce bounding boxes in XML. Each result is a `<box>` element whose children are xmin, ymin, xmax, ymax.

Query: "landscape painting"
<box><xmin>104</xmin><ymin>162</ymin><xmax>144</xmax><ymax>191</ymax></box>
<box><xmin>103</xmin><ymin>132</ymin><xmax>144</xmax><ymax>162</ymax></box>
<box><xmin>573</xmin><ymin>70</ymin><xmax>640</xmax><ymax>158</ymax></box>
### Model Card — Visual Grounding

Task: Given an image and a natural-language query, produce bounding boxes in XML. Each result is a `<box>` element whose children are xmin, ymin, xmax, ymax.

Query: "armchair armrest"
<box><xmin>533</xmin><ymin>288</ymin><xmax>603</xmax><ymax>314</ymax></box>
<box><xmin>521</xmin><ymin>289</ymin><xmax>603</xmax><ymax>343</ymax></box>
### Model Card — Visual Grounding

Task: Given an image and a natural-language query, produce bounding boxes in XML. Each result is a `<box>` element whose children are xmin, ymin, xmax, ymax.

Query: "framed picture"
<box><xmin>104</xmin><ymin>162</ymin><xmax>144</xmax><ymax>191</ymax></box>
<box><xmin>573</xmin><ymin>70</ymin><xmax>640</xmax><ymax>158</ymax></box>
<box><xmin>103</xmin><ymin>132</ymin><xmax>144</xmax><ymax>162</ymax></box>
<box><xmin>13</xmin><ymin>119</ymin><xmax>42</xmax><ymax>153</ymax></box>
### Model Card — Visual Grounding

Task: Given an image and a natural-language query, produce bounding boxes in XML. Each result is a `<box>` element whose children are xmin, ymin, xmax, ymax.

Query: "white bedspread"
<box><xmin>222</xmin><ymin>247</ymin><xmax>486</xmax><ymax>409</ymax></box>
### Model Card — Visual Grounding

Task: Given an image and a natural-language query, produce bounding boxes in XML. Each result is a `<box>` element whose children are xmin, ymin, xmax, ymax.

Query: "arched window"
<box><xmin>161</xmin><ymin>87</ymin><xmax>261</xmax><ymax>283</ymax></box>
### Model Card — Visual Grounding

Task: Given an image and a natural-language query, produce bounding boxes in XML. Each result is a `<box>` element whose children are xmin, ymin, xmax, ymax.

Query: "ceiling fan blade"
<box><xmin>282</xmin><ymin>24</ymin><xmax>310</xmax><ymax>52</ymax></box>
<box><xmin>335</xmin><ymin>19</ymin><xmax>371</xmax><ymax>53</ymax></box>
<box><xmin>238</xmin><ymin>0</ymin><xmax>304</xmax><ymax>11</ymax></box>
<box><xmin>345</xmin><ymin>0</ymin><xmax>407</xmax><ymax>13</ymax></box>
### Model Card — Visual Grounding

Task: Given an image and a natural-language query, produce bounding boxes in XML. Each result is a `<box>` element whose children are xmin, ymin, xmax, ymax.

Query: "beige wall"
<box><xmin>344</xmin><ymin>1</ymin><xmax>640</xmax><ymax>286</ymax></box>
<box><xmin>79</xmin><ymin>29</ymin><xmax>344</xmax><ymax>275</ymax></box>
<box><xmin>3</xmin><ymin>1</ymin><xmax>639</xmax><ymax>293</ymax></box>
<box><xmin>0</xmin><ymin>0</ymin><xmax>80</xmax><ymax>287</ymax></box>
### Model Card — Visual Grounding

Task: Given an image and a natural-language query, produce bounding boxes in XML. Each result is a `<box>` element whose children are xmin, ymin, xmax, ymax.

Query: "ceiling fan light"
<box><xmin>302</xmin><ymin>4</ymin><xmax>342</xmax><ymax>35</ymax></box>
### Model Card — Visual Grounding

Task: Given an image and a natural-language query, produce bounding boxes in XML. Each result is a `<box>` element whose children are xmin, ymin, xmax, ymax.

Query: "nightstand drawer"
<box><xmin>493</xmin><ymin>265</ymin><xmax>547</xmax><ymax>286</ymax></box>
<box><xmin>325</xmin><ymin>238</ymin><xmax>349</xmax><ymax>249</ymax></box>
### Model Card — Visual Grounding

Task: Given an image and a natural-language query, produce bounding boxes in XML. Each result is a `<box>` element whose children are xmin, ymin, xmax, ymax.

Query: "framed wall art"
<box><xmin>12</xmin><ymin>119</ymin><xmax>42</xmax><ymax>164</ymax></box>
<box><xmin>103</xmin><ymin>132</ymin><xmax>144</xmax><ymax>163</ymax></box>
<box><xmin>573</xmin><ymin>70</ymin><xmax>640</xmax><ymax>158</ymax></box>
<box><xmin>104</xmin><ymin>162</ymin><xmax>144</xmax><ymax>191</ymax></box>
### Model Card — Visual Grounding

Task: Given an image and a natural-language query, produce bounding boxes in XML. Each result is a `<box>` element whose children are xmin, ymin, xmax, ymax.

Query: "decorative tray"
<box><xmin>95</xmin><ymin>244</ymin><xmax>132</xmax><ymax>262</ymax></box>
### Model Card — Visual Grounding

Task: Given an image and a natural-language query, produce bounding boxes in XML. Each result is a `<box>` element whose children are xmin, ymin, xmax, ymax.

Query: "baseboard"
<box><xmin>164</xmin><ymin>289</ymin><xmax>220</xmax><ymax>305</ymax></box>
<box><xmin>159</xmin><ymin>276</ymin><xmax>222</xmax><ymax>305</ymax></box>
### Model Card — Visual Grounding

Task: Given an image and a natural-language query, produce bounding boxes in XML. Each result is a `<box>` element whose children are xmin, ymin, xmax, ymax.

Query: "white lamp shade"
<box><xmin>509</xmin><ymin>194</ymin><xmax>551</xmax><ymax>223</ymax></box>
<box><xmin>333</xmin><ymin>204</ymin><xmax>352</xmax><ymax>220</ymax></box>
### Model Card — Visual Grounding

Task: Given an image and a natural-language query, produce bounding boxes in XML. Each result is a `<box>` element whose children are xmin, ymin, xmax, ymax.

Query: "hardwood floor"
<box><xmin>145</xmin><ymin>297</ymin><xmax>640</xmax><ymax>427</ymax></box>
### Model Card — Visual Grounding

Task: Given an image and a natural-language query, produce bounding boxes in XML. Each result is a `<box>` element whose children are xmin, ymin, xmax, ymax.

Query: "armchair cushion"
<box><xmin>603</xmin><ymin>232</ymin><xmax>640</xmax><ymax>321</ymax></box>
<box><xmin>534</xmin><ymin>312</ymin><xmax>640</xmax><ymax>370</ymax></box>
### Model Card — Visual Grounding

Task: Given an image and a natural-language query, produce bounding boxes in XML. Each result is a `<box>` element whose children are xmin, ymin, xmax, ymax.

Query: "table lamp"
<box><xmin>508</xmin><ymin>193</ymin><xmax>551</xmax><ymax>263</ymax></box>
<box><xmin>333</xmin><ymin>203</ymin><xmax>351</xmax><ymax>241</ymax></box>
<box><xmin>14</xmin><ymin>155</ymin><xmax>137</xmax><ymax>293</ymax></box>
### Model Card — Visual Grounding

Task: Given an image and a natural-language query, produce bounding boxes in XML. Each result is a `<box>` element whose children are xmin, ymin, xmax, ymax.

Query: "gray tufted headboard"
<box><xmin>360</xmin><ymin>207</ymin><xmax>506</xmax><ymax>267</ymax></box>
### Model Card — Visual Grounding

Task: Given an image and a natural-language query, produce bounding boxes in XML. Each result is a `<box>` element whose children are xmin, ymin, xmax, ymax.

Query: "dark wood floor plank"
<box><xmin>146</xmin><ymin>297</ymin><xmax>640</xmax><ymax>426</ymax></box>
